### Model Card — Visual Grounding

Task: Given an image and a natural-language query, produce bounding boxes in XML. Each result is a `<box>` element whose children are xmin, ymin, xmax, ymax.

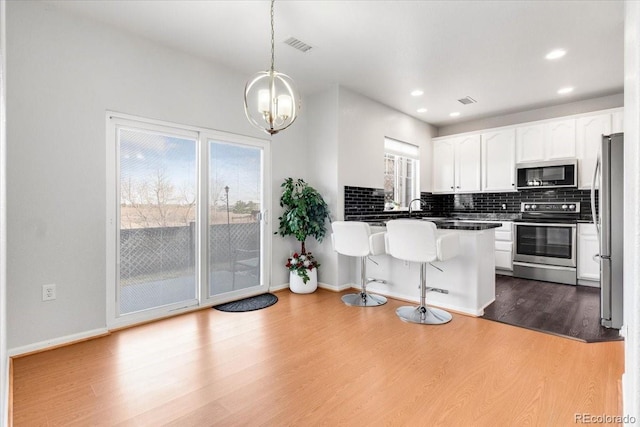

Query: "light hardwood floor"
<box><xmin>12</xmin><ymin>289</ymin><xmax>623</xmax><ymax>426</ymax></box>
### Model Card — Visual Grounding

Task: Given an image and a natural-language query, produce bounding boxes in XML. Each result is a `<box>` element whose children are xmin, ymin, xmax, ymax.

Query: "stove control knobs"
<box><xmin>531</xmin><ymin>204</ymin><xmax>537</xmax><ymax>210</ymax></box>
<box><xmin>569</xmin><ymin>204</ymin><xmax>576</xmax><ymax>210</ymax></box>
<box><xmin>562</xmin><ymin>204</ymin><xmax>568</xmax><ymax>210</ymax></box>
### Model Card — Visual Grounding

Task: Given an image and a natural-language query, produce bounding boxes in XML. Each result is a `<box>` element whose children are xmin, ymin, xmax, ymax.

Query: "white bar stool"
<box><xmin>331</xmin><ymin>221</ymin><xmax>388</xmax><ymax>307</ymax></box>
<box><xmin>385</xmin><ymin>219</ymin><xmax>460</xmax><ymax>324</ymax></box>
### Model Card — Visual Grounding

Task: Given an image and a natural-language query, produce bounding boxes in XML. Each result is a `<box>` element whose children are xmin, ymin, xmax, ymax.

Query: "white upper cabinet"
<box><xmin>482</xmin><ymin>129</ymin><xmax>516</xmax><ymax>192</ymax></box>
<box><xmin>515</xmin><ymin>124</ymin><xmax>545</xmax><ymax>162</ymax></box>
<box><xmin>432</xmin><ymin>108</ymin><xmax>621</xmax><ymax>194</ymax></box>
<box><xmin>546</xmin><ymin>119</ymin><xmax>576</xmax><ymax>159</ymax></box>
<box><xmin>432</xmin><ymin>138</ymin><xmax>456</xmax><ymax>193</ymax></box>
<box><xmin>612</xmin><ymin>110</ymin><xmax>624</xmax><ymax>133</ymax></box>
<box><xmin>456</xmin><ymin>135</ymin><xmax>482</xmax><ymax>192</ymax></box>
<box><xmin>516</xmin><ymin>119</ymin><xmax>576</xmax><ymax>163</ymax></box>
<box><xmin>432</xmin><ymin>135</ymin><xmax>481</xmax><ymax>193</ymax></box>
<box><xmin>576</xmin><ymin>113</ymin><xmax>612</xmax><ymax>189</ymax></box>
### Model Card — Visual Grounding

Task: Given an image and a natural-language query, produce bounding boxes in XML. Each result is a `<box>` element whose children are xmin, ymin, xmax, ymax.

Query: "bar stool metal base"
<box><xmin>396</xmin><ymin>305</ymin><xmax>452</xmax><ymax>325</ymax></box>
<box><xmin>341</xmin><ymin>256</ymin><xmax>387</xmax><ymax>307</ymax></box>
<box><xmin>341</xmin><ymin>292</ymin><xmax>387</xmax><ymax>307</ymax></box>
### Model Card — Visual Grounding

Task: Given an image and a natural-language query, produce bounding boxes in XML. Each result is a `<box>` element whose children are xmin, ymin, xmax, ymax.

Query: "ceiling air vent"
<box><xmin>457</xmin><ymin>96</ymin><xmax>477</xmax><ymax>105</ymax></box>
<box><xmin>284</xmin><ymin>37</ymin><xmax>313</xmax><ymax>53</ymax></box>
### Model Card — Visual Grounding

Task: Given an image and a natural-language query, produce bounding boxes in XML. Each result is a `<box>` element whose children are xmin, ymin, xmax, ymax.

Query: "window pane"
<box><xmin>383</xmin><ymin>152</ymin><xmax>419</xmax><ymax>209</ymax></box>
<box><xmin>209</xmin><ymin>141</ymin><xmax>262</xmax><ymax>296</ymax></box>
<box><xmin>119</xmin><ymin>128</ymin><xmax>197</xmax><ymax>315</ymax></box>
<box><xmin>383</xmin><ymin>154</ymin><xmax>395</xmax><ymax>210</ymax></box>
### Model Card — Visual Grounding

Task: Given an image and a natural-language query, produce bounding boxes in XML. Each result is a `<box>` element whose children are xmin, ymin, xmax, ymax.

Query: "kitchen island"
<box><xmin>362</xmin><ymin>219</ymin><xmax>501</xmax><ymax>316</ymax></box>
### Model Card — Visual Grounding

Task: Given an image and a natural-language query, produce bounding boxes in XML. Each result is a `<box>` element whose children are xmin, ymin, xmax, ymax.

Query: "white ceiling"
<box><xmin>47</xmin><ymin>0</ymin><xmax>625</xmax><ymax>127</ymax></box>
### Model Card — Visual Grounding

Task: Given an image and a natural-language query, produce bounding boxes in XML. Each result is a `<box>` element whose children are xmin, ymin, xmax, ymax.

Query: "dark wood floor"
<box><xmin>482</xmin><ymin>275</ymin><xmax>623</xmax><ymax>342</ymax></box>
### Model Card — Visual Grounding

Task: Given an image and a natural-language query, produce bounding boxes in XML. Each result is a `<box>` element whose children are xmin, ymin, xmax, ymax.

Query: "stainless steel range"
<box><xmin>513</xmin><ymin>202</ymin><xmax>581</xmax><ymax>285</ymax></box>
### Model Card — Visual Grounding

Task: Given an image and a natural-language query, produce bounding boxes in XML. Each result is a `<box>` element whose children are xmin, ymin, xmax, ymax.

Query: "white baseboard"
<box><xmin>8</xmin><ymin>328</ymin><xmax>109</xmax><ymax>357</ymax></box>
<box><xmin>271</xmin><ymin>282</ymin><xmax>351</xmax><ymax>293</ymax></box>
<box><xmin>318</xmin><ymin>282</ymin><xmax>352</xmax><ymax>292</ymax></box>
<box><xmin>270</xmin><ymin>283</ymin><xmax>290</xmax><ymax>292</ymax></box>
<box><xmin>577</xmin><ymin>279</ymin><xmax>600</xmax><ymax>288</ymax></box>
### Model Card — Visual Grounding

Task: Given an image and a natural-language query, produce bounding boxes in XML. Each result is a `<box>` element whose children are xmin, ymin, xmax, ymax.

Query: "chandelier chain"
<box><xmin>270</xmin><ymin>0</ymin><xmax>275</xmax><ymax>72</ymax></box>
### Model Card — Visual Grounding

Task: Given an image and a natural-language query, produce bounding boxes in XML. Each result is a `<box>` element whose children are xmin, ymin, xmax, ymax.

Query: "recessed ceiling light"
<box><xmin>449</xmin><ymin>112</ymin><xmax>460</xmax><ymax>117</ymax></box>
<box><xmin>557</xmin><ymin>86</ymin><xmax>574</xmax><ymax>95</ymax></box>
<box><xmin>546</xmin><ymin>49</ymin><xmax>567</xmax><ymax>60</ymax></box>
<box><xmin>417</xmin><ymin>108</ymin><xmax>427</xmax><ymax>113</ymax></box>
<box><xmin>411</xmin><ymin>89</ymin><xmax>424</xmax><ymax>97</ymax></box>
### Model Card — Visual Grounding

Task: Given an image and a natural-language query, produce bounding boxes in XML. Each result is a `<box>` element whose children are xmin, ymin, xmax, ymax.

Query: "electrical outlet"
<box><xmin>42</xmin><ymin>284</ymin><xmax>56</xmax><ymax>301</ymax></box>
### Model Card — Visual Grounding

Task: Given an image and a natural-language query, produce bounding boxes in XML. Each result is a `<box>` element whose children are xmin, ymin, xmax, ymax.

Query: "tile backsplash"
<box><xmin>344</xmin><ymin>185</ymin><xmax>595</xmax><ymax>221</ymax></box>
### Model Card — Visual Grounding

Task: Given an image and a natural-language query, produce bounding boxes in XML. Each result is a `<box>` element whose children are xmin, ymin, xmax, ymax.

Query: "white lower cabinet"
<box><xmin>577</xmin><ymin>223</ymin><xmax>600</xmax><ymax>286</ymax></box>
<box><xmin>494</xmin><ymin>222</ymin><xmax>513</xmax><ymax>272</ymax></box>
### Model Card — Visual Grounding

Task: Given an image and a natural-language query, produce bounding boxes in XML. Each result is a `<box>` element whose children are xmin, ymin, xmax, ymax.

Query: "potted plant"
<box><xmin>276</xmin><ymin>178</ymin><xmax>330</xmax><ymax>293</ymax></box>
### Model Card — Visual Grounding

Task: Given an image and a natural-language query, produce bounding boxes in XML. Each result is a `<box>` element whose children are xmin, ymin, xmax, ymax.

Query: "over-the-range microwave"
<box><xmin>516</xmin><ymin>160</ymin><xmax>578</xmax><ymax>190</ymax></box>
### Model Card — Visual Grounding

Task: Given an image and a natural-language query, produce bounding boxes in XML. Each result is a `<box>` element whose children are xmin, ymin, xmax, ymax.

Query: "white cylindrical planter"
<box><xmin>289</xmin><ymin>268</ymin><xmax>318</xmax><ymax>294</ymax></box>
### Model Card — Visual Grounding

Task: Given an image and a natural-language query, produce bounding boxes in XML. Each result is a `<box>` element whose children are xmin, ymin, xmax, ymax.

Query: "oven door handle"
<box><xmin>516</xmin><ymin>222</ymin><xmax>576</xmax><ymax>228</ymax></box>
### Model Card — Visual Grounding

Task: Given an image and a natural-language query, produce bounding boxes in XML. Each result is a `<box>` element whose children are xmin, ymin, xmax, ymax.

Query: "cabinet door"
<box><xmin>578</xmin><ymin>223</ymin><xmax>600</xmax><ymax>283</ymax></box>
<box><xmin>495</xmin><ymin>249</ymin><xmax>513</xmax><ymax>270</ymax></box>
<box><xmin>612</xmin><ymin>110</ymin><xmax>624</xmax><ymax>133</ymax></box>
<box><xmin>546</xmin><ymin>119</ymin><xmax>576</xmax><ymax>159</ymax></box>
<box><xmin>576</xmin><ymin>114</ymin><xmax>611</xmax><ymax>189</ymax></box>
<box><xmin>516</xmin><ymin>124</ymin><xmax>545</xmax><ymax>163</ymax></box>
<box><xmin>456</xmin><ymin>135</ymin><xmax>481</xmax><ymax>192</ymax></box>
<box><xmin>482</xmin><ymin>129</ymin><xmax>516</xmax><ymax>192</ymax></box>
<box><xmin>432</xmin><ymin>138</ymin><xmax>456</xmax><ymax>193</ymax></box>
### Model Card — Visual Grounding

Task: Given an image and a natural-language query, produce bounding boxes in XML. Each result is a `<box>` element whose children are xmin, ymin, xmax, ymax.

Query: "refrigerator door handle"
<box><xmin>590</xmin><ymin>151</ymin><xmax>601</xmax><ymax>251</ymax></box>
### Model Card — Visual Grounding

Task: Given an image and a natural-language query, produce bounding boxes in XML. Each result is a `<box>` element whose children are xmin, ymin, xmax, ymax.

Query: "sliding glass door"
<box><xmin>207</xmin><ymin>140</ymin><xmax>264</xmax><ymax>297</ymax></box>
<box><xmin>108</xmin><ymin>115</ymin><xmax>269</xmax><ymax>326</ymax></box>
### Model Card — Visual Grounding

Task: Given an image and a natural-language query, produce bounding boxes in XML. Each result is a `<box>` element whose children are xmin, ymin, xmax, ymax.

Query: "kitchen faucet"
<box><xmin>408</xmin><ymin>198</ymin><xmax>425</xmax><ymax>217</ymax></box>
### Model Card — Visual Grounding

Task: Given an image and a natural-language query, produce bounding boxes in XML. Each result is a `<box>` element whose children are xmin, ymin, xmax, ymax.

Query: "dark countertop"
<box><xmin>424</xmin><ymin>220</ymin><xmax>503</xmax><ymax>230</ymax></box>
<box><xmin>363</xmin><ymin>219</ymin><xmax>502</xmax><ymax>231</ymax></box>
<box><xmin>348</xmin><ymin>212</ymin><xmax>521</xmax><ymax>223</ymax></box>
<box><xmin>352</xmin><ymin>212</ymin><xmax>593</xmax><ymax>227</ymax></box>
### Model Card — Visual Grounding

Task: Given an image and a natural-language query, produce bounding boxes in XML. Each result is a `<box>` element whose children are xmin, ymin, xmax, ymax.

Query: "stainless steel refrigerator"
<box><xmin>590</xmin><ymin>133</ymin><xmax>624</xmax><ymax>329</ymax></box>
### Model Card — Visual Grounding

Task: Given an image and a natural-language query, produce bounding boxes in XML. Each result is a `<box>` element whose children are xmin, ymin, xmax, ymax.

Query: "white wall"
<box><xmin>304</xmin><ymin>86</ymin><xmax>341</xmax><ymax>288</ymax></box>
<box><xmin>305</xmin><ymin>87</ymin><xmax>436</xmax><ymax>289</ymax></box>
<box><xmin>438</xmin><ymin>93</ymin><xmax>624</xmax><ymax>137</ymax></box>
<box><xmin>6</xmin><ymin>1</ymin><xmax>307</xmax><ymax>351</ymax></box>
<box><xmin>337</xmin><ymin>88</ymin><xmax>436</xmax><ymax>194</ymax></box>
<box><xmin>624</xmin><ymin>1</ymin><xmax>640</xmax><ymax>422</ymax></box>
<box><xmin>0</xmin><ymin>0</ymin><xmax>7</xmax><ymax>423</ymax></box>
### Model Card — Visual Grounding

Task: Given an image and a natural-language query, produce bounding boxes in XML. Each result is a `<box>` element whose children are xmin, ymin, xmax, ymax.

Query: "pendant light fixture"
<box><xmin>244</xmin><ymin>0</ymin><xmax>299</xmax><ymax>135</ymax></box>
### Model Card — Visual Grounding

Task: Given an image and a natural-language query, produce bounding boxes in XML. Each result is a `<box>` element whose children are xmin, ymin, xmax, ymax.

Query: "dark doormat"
<box><xmin>213</xmin><ymin>293</ymin><xmax>278</xmax><ymax>312</ymax></box>
<box><xmin>482</xmin><ymin>276</ymin><xmax>623</xmax><ymax>343</ymax></box>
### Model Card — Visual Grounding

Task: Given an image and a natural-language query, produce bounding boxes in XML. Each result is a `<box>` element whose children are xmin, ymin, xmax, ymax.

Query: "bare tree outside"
<box><xmin>121</xmin><ymin>169</ymin><xmax>258</xmax><ymax>229</ymax></box>
<box><xmin>121</xmin><ymin>167</ymin><xmax>194</xmax><ymax>229</ymax></box>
